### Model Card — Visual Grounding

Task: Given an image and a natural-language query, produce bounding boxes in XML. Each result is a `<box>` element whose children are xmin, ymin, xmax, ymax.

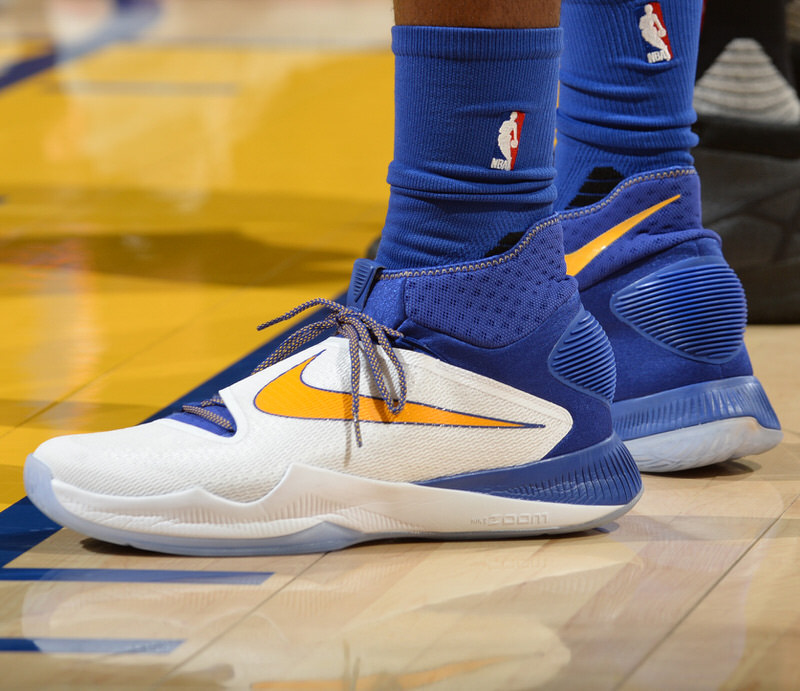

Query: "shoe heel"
<box><xmin>611</xmin><ymin>254</ymin><xmax>747</xmax><ymax>364</ymax></box>
<box><xmin>423</xmin><ymin>433</ymin><xmax>642</xmax><ymax>509</ymax></box>
<box><xmin>613</xmin><ymin>376</ymin><xmax>782</xmax><ymax>471</ymax></box>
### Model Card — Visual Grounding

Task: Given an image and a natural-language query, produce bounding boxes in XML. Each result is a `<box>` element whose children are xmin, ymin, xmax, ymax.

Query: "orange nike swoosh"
<box><xmin>564</xmin><ymin>194</ymin><xmax>681</xmax><ymax>276</ymax></box>
<box><xmin>254</xmin><ymin>353</ymin><xmax>539</xmax><ymax>429</ymax></box>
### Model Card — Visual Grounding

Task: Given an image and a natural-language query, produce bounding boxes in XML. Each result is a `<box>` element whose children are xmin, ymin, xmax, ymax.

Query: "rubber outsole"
<box><xmin>622</xmin><ymin>418</ymin><xmax>783</xmax><ymax>473</ymax></box>
<box><xmin>24</xmin><ymin>437</ymin><xmax>642</xmax><ymax>557</ymax></box>
<box><xmin>613</xmin><ymin>376</ymin><xmax>782</xmax><ymax>472</ymax></box>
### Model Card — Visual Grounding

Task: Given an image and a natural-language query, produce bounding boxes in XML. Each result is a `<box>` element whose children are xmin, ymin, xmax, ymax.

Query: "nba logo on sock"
<box><xmin>491</xmin><ymin>111</ymin><xmax>525</xmax><ymax>171</ymax></box>
<box><xmin>639</xmin><ymin>3</ymin><xmax>672</xmax><ymax>63</ymax></box>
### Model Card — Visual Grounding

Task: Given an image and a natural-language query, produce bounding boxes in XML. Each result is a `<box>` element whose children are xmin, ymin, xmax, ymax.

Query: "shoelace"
<box><xmin>181</xmin><ymin>298</ymin><xmax>407</xmax><ymax>446</ymax></box>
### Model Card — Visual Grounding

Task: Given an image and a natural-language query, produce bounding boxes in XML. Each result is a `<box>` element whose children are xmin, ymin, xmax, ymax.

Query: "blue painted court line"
<box><xmin>0</xmin><ymin>0</ymin><xmax>161</xmax><ymax>93</ymax></box>
<box><xmin>0</xmin><ymin>637</ymin><xmax>182</xmax><ymax>654</ymax></box>
<box><xmin>0</xmin><ymin>498</ymin><xmax>273</xmax><ymax>583</ymax></box>
<box><xmin>0</xmin><ymin>497</ymin><xmax>61</xmax><ymax>569</ymax></box>
<box><xmin>0</xmin><ymin>568</ymin><xmax>271</xmax><ymax>584</ymax></box>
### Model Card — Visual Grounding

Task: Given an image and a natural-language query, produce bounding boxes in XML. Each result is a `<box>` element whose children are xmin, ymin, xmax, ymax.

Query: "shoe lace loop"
<box><xmin>182</xmin><ymin>298</ymin><xmax>406</xmax><ymax>446</ymax></box>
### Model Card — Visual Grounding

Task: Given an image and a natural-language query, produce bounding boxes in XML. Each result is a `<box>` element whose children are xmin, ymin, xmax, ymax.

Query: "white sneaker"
<box><xmin>25</xmin><ymin>219</ymin><xmax>642</xmax><ymax>555</ymax></box>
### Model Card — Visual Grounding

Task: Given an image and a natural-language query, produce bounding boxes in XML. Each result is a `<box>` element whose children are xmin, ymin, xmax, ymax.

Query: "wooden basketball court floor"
<box><xmin>0</xmin><ymin>1</ymin><xmax>798</xmax><ymax>688</ymax></box>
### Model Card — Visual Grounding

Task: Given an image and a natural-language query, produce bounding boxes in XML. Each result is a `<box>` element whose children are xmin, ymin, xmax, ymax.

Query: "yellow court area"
<box><xmin>0</xmin><ymin>1</ymin><xmax>799</xmax><ymax>689</ymax></box>
<box><xmin>0</xmin><ymin>0</ymin><xmax>395</xmax><ymax>508</ymax></box>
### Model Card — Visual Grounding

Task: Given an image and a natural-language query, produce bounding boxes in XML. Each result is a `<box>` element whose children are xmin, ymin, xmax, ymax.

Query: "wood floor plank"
<box><xmin>623</xmin><ymin>496</ymin><xmax>800</xmax><ymax>690</ymax></box>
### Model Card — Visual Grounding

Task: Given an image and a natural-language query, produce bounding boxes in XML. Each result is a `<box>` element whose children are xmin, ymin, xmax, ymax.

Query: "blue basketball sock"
<box><xmin>376</xmin><ymin>25</ymin><xmax>562</xmax><ymax>269</ymax></box>
<box><xmin>555</xmin><ymin>0</ymin><xmax>702</xmax><ymax>210</ymax></box>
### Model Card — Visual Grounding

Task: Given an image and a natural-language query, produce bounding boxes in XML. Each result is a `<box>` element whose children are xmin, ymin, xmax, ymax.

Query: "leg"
<box><xmin>394</xmin><ymin>0</ymin><xmax>560</xmax><ymax>28</ymax></box>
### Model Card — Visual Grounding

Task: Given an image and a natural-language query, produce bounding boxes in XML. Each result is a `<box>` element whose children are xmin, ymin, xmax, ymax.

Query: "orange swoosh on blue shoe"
<box><xmin>255</xmin><ymin>354</ymin><xmax>541</xmax><ymax>429</ymax></box>
<box><xmin>564</xmin><ymin>194</ymin><xmax>681</xmax><ymax>276</ymax></box>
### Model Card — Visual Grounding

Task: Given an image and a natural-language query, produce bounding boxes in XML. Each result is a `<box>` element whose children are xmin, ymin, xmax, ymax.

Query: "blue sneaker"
<box><xmin>560</xmin><ymin>167</ymin><xmax>783</xmax><ymax>472</ymax></box>
<box><xmin>24</xmin><ymin>218</ymin><xmax>641</xmax><ymax>556</ymax></box>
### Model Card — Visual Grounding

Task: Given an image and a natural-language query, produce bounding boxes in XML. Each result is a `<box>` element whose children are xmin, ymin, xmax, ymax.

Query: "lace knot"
<box><xmin>182</xmin><ymin>299</ymin><xmax>406</xmax><ymax>446</ymax></box>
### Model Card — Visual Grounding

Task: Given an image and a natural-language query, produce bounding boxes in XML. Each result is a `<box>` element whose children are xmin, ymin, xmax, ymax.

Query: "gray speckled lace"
<box><xmin>182</xmin><ymin>299</ymin><xmax>406</xmax><ymax>446</ymax></box>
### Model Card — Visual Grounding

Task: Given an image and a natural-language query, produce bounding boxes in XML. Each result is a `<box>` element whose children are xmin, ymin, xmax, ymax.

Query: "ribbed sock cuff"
<box><xmin>391</xmin><ymin>25</ymin><xmax>562</xmax><ymax>61</ymax></box>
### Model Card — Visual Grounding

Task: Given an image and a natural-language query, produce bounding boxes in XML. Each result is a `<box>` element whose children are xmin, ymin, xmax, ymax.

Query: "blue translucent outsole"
<box><xmin>612</xmin><ymin>375</ymin><xmax>781</xmax><ymax>441</ymax></box>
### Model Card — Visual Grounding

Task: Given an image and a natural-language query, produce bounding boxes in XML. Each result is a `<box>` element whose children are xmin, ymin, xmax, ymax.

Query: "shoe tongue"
<box><xmin>346</xmin><ymin>258</ymin><xmax>384</xmax><ymax>311</ymax></box>
<box><xmin>347</xmin><ymin>257</ymin><xmax>410</xmax><ymax>332</ymax></box>
<box><xmin>168</xmin><ymin>399</ymin><xmax>237</xmax><ymax>436</ymax></box>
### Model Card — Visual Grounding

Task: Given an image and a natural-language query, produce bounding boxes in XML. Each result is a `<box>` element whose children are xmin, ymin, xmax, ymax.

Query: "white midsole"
<box><xmin>51</xmin><ymin>462</ymin><xmax>627</xmax><ymax>540</ymax></box>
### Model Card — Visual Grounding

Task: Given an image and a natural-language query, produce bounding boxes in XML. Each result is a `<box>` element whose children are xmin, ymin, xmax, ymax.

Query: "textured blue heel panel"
<box><xmin>611</xmin><ymin>256</ymin><xmax>746</xmax><ymax>364</ymax></box>
<box><xmin>612</xmin><ymin>376</ymin><xmax>781</xmax><ymax>440</ymax></box>
<box><xmin>578</xmin><ymin>239</ymin><xmax>754</xmax><ymax>401</ymax></box>
<box><xmin>420</xmin><ymin>434</ymin><xmax>641</xmax><ymax>506</ymax></box>
<box><xmin>548</xmin><ymin>308</ymin><xmax>615</xmax><ymax>403</ymax></box>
